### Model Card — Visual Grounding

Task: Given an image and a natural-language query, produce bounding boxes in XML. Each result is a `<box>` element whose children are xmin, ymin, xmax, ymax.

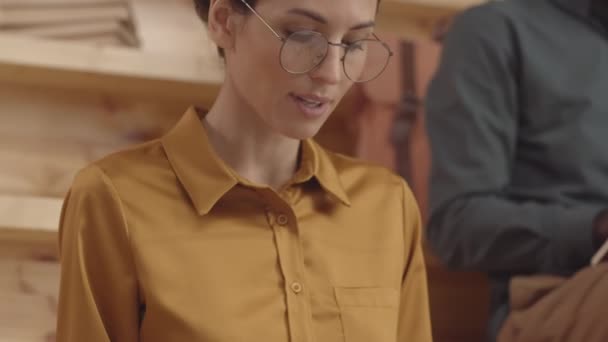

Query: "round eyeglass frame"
<box><xmin>277</xmin><ymin>30</ymin><xmax>394</xmax><ymax>83</ymax></box>
<box><xmin>238</xmin><ymin>0</ymin><xmax>394</xmax><ymax>83</ymax></box>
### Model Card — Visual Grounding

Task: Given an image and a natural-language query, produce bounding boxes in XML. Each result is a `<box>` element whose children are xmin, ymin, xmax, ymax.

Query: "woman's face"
<box><xmin>224</xmin><ymin>0</ymin><xmax>378</xmax><ymax>140</ymax></box>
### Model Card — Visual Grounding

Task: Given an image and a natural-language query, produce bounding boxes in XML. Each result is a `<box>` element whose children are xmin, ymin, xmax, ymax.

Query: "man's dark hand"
<box><xmin>593</xmin><ymin>208</ymin><xmax>608</xmax><ymax>250</ymax></box>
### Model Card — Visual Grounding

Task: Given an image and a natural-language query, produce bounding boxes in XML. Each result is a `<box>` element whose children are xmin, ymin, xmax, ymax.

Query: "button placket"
<box><xmin>260</xmin><ymin>191</ymin><xmax>310</xmax><ymax>341</ymax></box>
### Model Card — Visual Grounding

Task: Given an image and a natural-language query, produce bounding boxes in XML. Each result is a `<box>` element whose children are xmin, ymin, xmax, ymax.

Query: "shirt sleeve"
<box><xmin>56</xmin><ymin>165</ymin><xmax>140</xmax><ymax>342</ymax></box>
<box><xmin>425</xmin><ymin>6</ymin><xmax>602</xmax><ymax>275</ymax></box>
<box><xmin>397</xmin><ymin>180</ymin><xmax>433</xmax><ymax>342</ymax></box>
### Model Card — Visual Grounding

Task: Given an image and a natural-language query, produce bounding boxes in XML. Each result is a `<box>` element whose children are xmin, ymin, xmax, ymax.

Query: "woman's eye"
<box><xmin>343</xmin><ymin>32</ymin><xmax>372</xmax><ymax>46</ymax></box>
<box><xmin>343</xmin><ymin>35</ymin><xmax>365</xmax><ymax>45</ymax></box>
<box><xmin>342</xmin><ymin>40</ymin><xmax>355</xmax><ymax>45</ymax></box>
<box><xmin>283</xmin><ymin>28</ymin><xmax>314</xmax><ymax>37</ymax></box>
<box><xmin>345</xmin><ymin>40</ymin><xmax>365</xmax><ymax>51</ymax></box>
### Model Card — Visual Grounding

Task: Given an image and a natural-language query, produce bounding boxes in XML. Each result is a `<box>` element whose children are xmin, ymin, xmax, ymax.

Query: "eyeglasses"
<box><xmin>238</xmin><ymin>0</ymin><xmax>393</xmax><ymax>83</ymax></box>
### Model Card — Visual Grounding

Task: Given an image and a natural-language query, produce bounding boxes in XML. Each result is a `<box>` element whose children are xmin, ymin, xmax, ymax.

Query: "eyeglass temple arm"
<box><xmin>372</xmin><ymin>33</ymin><xmax>394</xmax><ymax>56</ymax></box>
<box><xmin>238</xmin><ymin>0</ymin><xmax>284</xmax><ymax>40</ymax></box>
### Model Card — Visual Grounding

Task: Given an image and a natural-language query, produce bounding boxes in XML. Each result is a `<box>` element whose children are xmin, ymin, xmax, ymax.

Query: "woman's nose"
<box><xmin>308</xmin><ymin>45</ymin><xmax>343</xmax><ymax>85</ymax></box>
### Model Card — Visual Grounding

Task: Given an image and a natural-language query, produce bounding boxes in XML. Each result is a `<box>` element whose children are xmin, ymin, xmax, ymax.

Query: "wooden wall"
<box><xmin>0</xmin><ymin>1</ymin><xmax>212</xmax><ymax>340</ymax></box>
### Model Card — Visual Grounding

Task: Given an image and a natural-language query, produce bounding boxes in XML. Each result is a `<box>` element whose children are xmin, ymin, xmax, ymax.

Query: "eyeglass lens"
<box><xmin>279</xmin><ymin>31</ymin><xmax>391</xmax><ymax>82</ymax></box>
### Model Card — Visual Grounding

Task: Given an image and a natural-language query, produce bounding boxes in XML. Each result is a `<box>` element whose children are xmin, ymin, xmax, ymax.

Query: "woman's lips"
<box><xmin>290</xmin><ymin>93</ymin><xmax>332</xmax><ymax>118</ymax></box>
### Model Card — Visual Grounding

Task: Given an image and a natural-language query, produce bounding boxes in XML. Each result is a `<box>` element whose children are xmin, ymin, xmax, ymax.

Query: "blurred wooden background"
<box><xmin>0</xmin><ymin>0</ymin><xmax>138</xmax><ymax>47</ymax></box>
<box><xmin>0</xmin><ymin>1</ymin><xmax>489</xmax><ymax>341</ymax></box>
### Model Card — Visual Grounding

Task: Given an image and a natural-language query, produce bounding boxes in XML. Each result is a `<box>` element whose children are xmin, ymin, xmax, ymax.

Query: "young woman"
<box><xmin>56</xmin><ymin>0</ymin><xmax>433</xmax><ymax>341</ymax></box>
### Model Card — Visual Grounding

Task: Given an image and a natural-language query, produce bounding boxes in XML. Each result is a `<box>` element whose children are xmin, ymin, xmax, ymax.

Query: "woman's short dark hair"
<box><xmin>193</xmin><ymin>0</ymin><xmax>253</xmax><ymax>24</ymax></box>
<box><xmin>193</xmin><ymin>0</ymin><xmax>254</xmax><ymax>58</ymax></box>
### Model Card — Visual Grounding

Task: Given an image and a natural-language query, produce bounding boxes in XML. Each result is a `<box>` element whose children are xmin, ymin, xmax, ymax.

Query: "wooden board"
<box><xmin>426</xmin><ymin>263</ymin><xmax>490</xmax><ymax>342</ymax></box>
<box><xmin>129</xmin><ymin>0</ymin><xmax>215</xmax><ymax>56</ymax></box>
<box><xmin>0</xmin><ymin>258</ymin><xmax>60</xmax><ymax>341</ymax></box>
<box><xmin>0</xmin><ymin>0</ymin><xmax>122</xmax><ymax>6</ymax></box>
<box><xmin>0</xmin><ymin>195</ymin><xmax>60</xmax><ymax>260</ymax></box>
<box><xmin>0</xmin><ymin>196</ymin><xmax>60</xmax><ymax>234</ymax></box>
<box><xmin>0</xmin><ymin>6</ymin><xmax>130</xmax><ymax>27</ymax></box>
<box><xmin>0</xmin><ymin>81</ymin><xmax>186</xmax><ymax>197</ymax></box>
<box><xmin>0</xmin><ymin>0</ymin><xmax>223</xmax><ymax>100</ymax></box>
<box><xmin>5</xmin><ymin>21</ymin><xmax>122</xmax><ymax>39</ymax></box>
<box><xmin>378</xmin><ymin>0</ymin><xmax>482</xmax><ymax>39</ymax></box>
<box><xmin>0</xmin><ymin>33</ymin><xmax>223</xmax><ymax>104</ymax></box>
<box><xmin>0</xmin><ymin>0</ymin><xmax>138</xmax><ymax>47</ymax></box>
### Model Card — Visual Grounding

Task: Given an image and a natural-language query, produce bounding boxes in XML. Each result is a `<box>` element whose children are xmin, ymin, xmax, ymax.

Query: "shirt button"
<box><xmin>291</xmin><ymin>282</ymin><xmax>303</xmax><ymax>294</ymax></box>
<box><xmin>276</xmin><ymin>214</ymin><xmax>289</xmax><ymax>226</ymax></box>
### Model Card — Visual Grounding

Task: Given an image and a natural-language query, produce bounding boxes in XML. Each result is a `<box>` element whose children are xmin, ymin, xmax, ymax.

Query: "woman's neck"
<box><xmin>202</xmin><ymin>84</ymin><xmax>301</xmax><ymax>191</ymax></box>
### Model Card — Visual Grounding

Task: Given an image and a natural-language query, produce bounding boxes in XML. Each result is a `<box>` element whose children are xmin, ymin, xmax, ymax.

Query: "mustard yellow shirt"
<box><xmin>56</xmin><ymin>107</ymin><xmax>432</xmax><ymax>342</ymax></box>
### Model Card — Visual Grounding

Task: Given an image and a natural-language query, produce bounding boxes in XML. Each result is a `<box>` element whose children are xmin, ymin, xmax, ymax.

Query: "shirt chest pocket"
<box><xmin>334</xmin><ymin>287</ymin><xmax>400</xmax><ymax>342</ymax></box>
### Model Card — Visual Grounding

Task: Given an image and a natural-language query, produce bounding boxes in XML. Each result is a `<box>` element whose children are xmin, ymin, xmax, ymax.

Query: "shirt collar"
<box><xmin>299</xmin><ymin>138</ymin><xmax>351</xmax><ymax>207</ymax></box>
<box><xmin>161</xmin><ymin>107</ymin><xmax>351</xmax><ymax>215</ymax></box>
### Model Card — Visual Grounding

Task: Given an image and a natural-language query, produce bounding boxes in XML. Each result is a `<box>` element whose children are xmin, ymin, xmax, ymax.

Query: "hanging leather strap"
<box><xmin>391</xmin><ymin>40</ymin><xmax>420</xmax><ymax>183</ymax></box>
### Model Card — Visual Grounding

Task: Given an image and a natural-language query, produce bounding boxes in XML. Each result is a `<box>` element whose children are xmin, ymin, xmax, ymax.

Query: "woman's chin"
<box><xmin>280</xmin><ymin>123</ymin><xmax>324</xmax><ymax>141</ymax></box>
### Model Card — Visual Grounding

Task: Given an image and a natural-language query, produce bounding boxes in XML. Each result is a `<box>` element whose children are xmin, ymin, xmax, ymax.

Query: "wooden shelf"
<box><xmin>378</xmin><ymin>0</ymin><xmax>482</xmax><ymax>39</ymax></box>
<box><xmin>0</xmin><ymin>258</ymin><xmax>60</xmax><ymax>341</ymax></box>
<box><xmin>0</xmin><ymin>33</ymin><xmax>223</xmax><ymax>106</ymax></box>
<box><xmin>0</xmin><ymin>195</ymin><xmax>62</xmax><ymax>260</ymax></box>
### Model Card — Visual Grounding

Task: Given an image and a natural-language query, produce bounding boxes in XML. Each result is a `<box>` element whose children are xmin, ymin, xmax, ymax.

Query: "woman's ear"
<box><xmin>207</xmin><ymin>0</ymin><xmax>238</xmax><ymax>52</ymax></box>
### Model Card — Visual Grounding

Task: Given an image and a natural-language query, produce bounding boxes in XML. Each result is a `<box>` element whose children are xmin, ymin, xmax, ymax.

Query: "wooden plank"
<box><xmin>385</xmin><ymin>0</ymin><xmax>481</xmax><ymax>13</ymax></box>
<box><xmin>0</xmin><ymin>81</ymin><xmax>185</xmax><ymax>197</ymax></box>
<box><xmin>0</xmin><ymin>6</ymin><xmax>130</xmax><ymax>27</ymax></box>
<box><xmin>0</xmin><ymin>259</ymin><xmax>60</xmax><ymax>302</ymax></box>
<box><xmin>420</xmin><ymin>242</ymin><xmax>491</xmax><ymax>342</ymax></box>
<box><xmin>129</xmin><ymin>0</ymin><xmax>216</xmax><ymax>56</ymax></box>
<box><xmin>0</xmin><ymin>0</ymin><xmax>122</xmax><ymax>7</ymax></box>
<box><xmin>5</xmin><ymin>21</ymin><xmax>121</xmax><ymax>39</ymax></box>
<box><xmin>0</xmin><ymin>258</ymin><xmax>59</xmax><ymax>341</ymax></box>
<box><xmin>0</xmin><ymin>230</ymin><xmax>58</xmax><ymax>260</ymax></box>
<box><xmin>0</xmin><ymin>195</ymin><xmax>61</xmax><ymax>232</ymax></box>
<box><xmin>0</xmin><ymin>82</ymin><xmax>182</xmax><ymax>144</ymax></box>
<box><xmin>0</xmin><ymin>33</ymin><xmax>223</xmax><ymax>104</ymax></box>
<box><xmin>0</xmin><ymin>136</ymin><xmax>125</xmax><ymax>197</ymax></box>
<box><xmin>427</xmin><ymin>266</ymin><xmax>490</xmax><ymax>342</ymax></box>
<box><xmin>117</xmin><ymin>23</ymin><xmax>138</xmax><ymax>46</ymax></box>
<box><xmin>65</xmin><ymin>32</ymin><xmax>124</xmax><ymax>46</ymax></box>
<box><xmin>0</xmin><ymin>196</ymin><xmax>61</xmax><ymax>259</ymax></box>
<box><xmin>381</xmin><ymin>0</ymin><xmax>482</xmax><ymax>19</ymax></box>
<box><xmin>378</xmin><ymin>0</ymin><xmax>483</xmax><ymax>39</ymax></box>
<box><xmin>0</xmin><ymin>291</ymin><xmax>57</xmax><ymax>341</ymax></box>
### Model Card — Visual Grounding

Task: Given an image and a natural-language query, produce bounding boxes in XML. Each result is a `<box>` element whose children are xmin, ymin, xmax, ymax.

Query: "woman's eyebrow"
<box><xmin>287</xmin><ymin>8</ymin><xmax>375</xmax><ymax>30</ymax></box>
<box><xmin>350</xmin><ymin>21</ymin><xmax>375</xmax><ymax>30</ymax></box>
<box><xmin>287</xmin><ymin>8</ymin><xmax>327</xmax><ymax>24</ymax></box>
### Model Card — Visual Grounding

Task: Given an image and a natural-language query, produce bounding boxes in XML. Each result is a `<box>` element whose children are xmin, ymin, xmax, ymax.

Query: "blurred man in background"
<box><xmin>425</xmin><ymin>0</ymin><xmax>608</xmax><ymax>340</ymax></box>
